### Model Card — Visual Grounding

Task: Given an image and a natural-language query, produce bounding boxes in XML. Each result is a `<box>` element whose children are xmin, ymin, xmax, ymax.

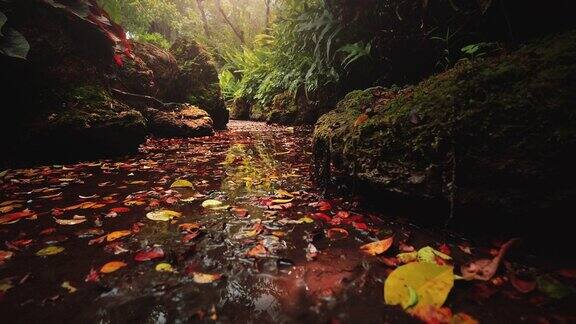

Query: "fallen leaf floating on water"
<box><xmin>0</xmin><ymin>209</ymin><xmax>36</xmax><ymax>225</ymax></box>
<box><xmin>201</xmin><ymin>199</ymin><xmax>229</xmax><ymax>209</ymax></box>
<box><xmin>536</xmin><ymin>274</ymin><xmax>571</xmax><ymax>299</ymax></box>
<box><xmin>106</xmin><ymin>230</ymin><xmax>132</xmax><ymax>242</ymax></box>
<box><xmin>110</xmin><ymin>207</ymin><xmax>130</xmax><ymax>213</ymax></box>
<box><xmin>146</xmin><ymin>210</ymin><xmax>182</xmax><ymax>222</ymax></box>
<box><xmin>170</xmin><ymin>179</ymin><xmax>194</xmax><ymax>189</ymax></box>
<box><xmin>179</xmin><ymin>223</ymin><xmax>201</xmax><ymax>232</ymax></box>
<box><xmin>409</xmin><ymin>305</ymin><xmax>479</xmax><ymax>324</ymax></box>
<box><xmin>461</xmin><ymin>239</ymin><xmax>517</xmax><ymax>281</ymax></box>
<box><xmin>100</xmin><ymin>261</ymin><xmax>127</xmax><ymax>273</ymax></box>
<box><xmin>0</xmin><ymin>250</ymin><xmax>14</xmax><ymax>264</ymax></box>
<box><xmin>231</xmin><ymin>207</ymin><xmax>249</xmax><ymax>218</ymax></box>
<box><xmin>192</xmin><ymin>272</ymin><xmax>222</xmax><ymax>284</ymax></box>
<box><xmin>54</xmin><ymin>215</ymin><xmax>87</xmax><ymax>225</ymax></box>
<box><xmin>299</xmin><ymin>216</ymin><xmax>314</xmax><ymax>224</ymax></box>
<box><xmin>247</xmin><ymin>244</ymin><xmax>268</xmax><ymax>258</ymax></box>
<box><xmin>317</xmin><ymin>201</ymin><xmax>332</xmax><ymax>211</ymax></box>
<box><xmin>384</xmin><ymin>262</ymin><xmax>454</xmax><ymax>310</ymax></box>
<box><xmin>36</xmin><ymin>246</ymin><xmax>65</xmax><ymax>256</ymax></box>
<box><xmin>361</xmin><ymin>236</ymin><xmax>394</xmax><ymax>256</ymax></box>
<box><xmin>61</xmin><ymin>281</ymin><xmax>77</xmax><ymax>293</ymax></box>
<box><xmin>134</xmin><ymin>247</ymin><xmax>165</xmax><ymax>261</ymax></box>
<box><xmin>155</xmin><ymin>263</ymin><xmax>174</xmax><ymax>272</ymax></box>
<box><xmin>326</xmin><ymin>228</ymin><xmax>349</xmax><ymax>240</ymax></box>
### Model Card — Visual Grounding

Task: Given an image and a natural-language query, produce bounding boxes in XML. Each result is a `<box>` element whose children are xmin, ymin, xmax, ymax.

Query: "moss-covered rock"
<box><xmin>267</xmin><ymin>91</ymin><xmax>319</xmax><ymax>125</ymax></box>
<box><xmin>313</xmin><ymin>31</ymin><xmax>576</xmax><ymax>228</ymax></box>
<box><xmin>145</xmin><ymin>104</ymin><xmax>214</xmax><ymax>138</ymax></box>
<box><xmin>1</xmin><ymin>86</ymin><xmax>146</xmax><ymax>167</ymax></box>
<box><xmin>229</xmin><ymin>97</ymin><xmax>250</xmax><ymax>120</ymax></box>
<box><xmin>167</xmin><ymin>39</ymin><xmax>229</xmax><ymax>129</ymax></box>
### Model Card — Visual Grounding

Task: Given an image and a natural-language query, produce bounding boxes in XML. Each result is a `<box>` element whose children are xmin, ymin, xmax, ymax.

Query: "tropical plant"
<box><xmin>136</xmin><ymin>32</ymin><xmax>171</xmax><ymax>49</ymax></box>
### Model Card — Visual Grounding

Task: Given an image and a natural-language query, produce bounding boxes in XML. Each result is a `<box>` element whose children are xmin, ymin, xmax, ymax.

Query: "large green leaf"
<box><xmin>0</xmin><ymin>27</ymin><xmax>30</xmax><ymax>59</ymax></box>
<box><xmin>0</xmin><ymin>11</ymin><xmax>7</xmax><ymax>36</ymax></box>
<box><xmin>384</xmin><ymin>262</ymin><xmax>454</xmax><ymax>309</ymax></box>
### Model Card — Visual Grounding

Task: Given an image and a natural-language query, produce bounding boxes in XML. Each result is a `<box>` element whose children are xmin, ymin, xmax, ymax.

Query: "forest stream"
<box><xmin>1</xmin><ymin>121</ymin><xmax>574</xmax><ymax>323</ymax></box>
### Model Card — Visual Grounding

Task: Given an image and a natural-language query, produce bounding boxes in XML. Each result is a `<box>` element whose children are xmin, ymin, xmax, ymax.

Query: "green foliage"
<box><xmin>0</xmin><ymin>10</ymin><xmax>30</xmax><ymax>59</ymax></box>
<box><xmin>219</xmin><ymin>0</ymin><xmax>372</xmax><ymax>107</ymax></box>
<box><xmin>136</xmin><ymin>32</ymin><xmax>170</xmax><ymax>49</ymax></box>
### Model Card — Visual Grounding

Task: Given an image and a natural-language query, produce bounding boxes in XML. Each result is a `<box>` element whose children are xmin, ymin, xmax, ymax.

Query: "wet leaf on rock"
<box><xmin>384</xmin><ymin>262</ymin><xmax>454</xmax><ymax>309</ymax></box>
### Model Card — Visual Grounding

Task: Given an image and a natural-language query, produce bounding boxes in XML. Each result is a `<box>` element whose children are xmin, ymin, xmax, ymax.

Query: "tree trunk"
<box><xmin>196</xmin><ymin>0</ymin><xmax>211</xmax><ymax>38</ymax></box>
<box><xmin>215</xmin><ymin>0</ymin><xmax>245</xmax><ymax>44</ymax></box>
<box><xmin>265</xmin><ymin>0</ymin><xmax>271</xmax><ymax>30</ymax></box>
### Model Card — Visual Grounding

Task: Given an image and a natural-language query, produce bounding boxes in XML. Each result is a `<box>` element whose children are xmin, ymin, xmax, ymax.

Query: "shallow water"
<box><xmin>0</xmin><ymin>121</ymin><xmax>574</xmax><ymax>323</ymax></box>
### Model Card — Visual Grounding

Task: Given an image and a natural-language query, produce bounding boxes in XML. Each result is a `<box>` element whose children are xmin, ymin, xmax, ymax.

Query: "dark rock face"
<box><xmin>313</xmin><ymin>31</ymin><xmax>576</xmax><ymax>231</ymax></box>
<box><xmin>145</xmin><ymin>104</ymin><xmax>214</xmax><ymax>138</ymax></box>
<box><xmin>1</xmin><ymin>86</ymin><xmax>147</xmax><ymax>167</ymax></box>
<box><xmin>114</xmin><ymin>42</ymin><xmax>179</xmax><ymax>99</ymax></box>
<box><xmin>166</xmin><ymin>38</ymin><xmax>229</xmax><ymax>129</ymax></box>
<box><xmin>229</xmin><ymin>97</ymin><xmax>250</xmax><ymax>120</ymax></box>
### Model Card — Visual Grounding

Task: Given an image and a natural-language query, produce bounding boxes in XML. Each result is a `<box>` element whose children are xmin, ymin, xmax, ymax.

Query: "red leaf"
<box><xmin>110</xmin><ymin>207</ymin><xmax>130</xmax><ymax>213</ymax></box>
<box><xmin>113</xmin><ymin>54</ymin><xmax>124</xmax><ymax>67</ymax></box>
<box><xmin>317</xmin><ymin>201</ymin><xmax>332</xmax><ymax>211</ymax></box>
<box><xmin>0</xmin><ymin>210</ymin><xmax>36</xmax><ymax>224</ymax></box>
<box><xmin>134</xmin><ymin>247</ymin><xmax>164</xmax><ymax>261</ymax></box>
<box><xmin>313</xmin><ymin>213</ymin><xmax>332</xmax><ymax>222</ymax></box>
<box><xmin>85</xmin><ymin>268</ymin><xmax>100</xmax><ymax>283</ymax></box>
<box><xmin>352</xmin><ymin>222</ymin><xmax>368</xmax><ymax>231</ymax></box>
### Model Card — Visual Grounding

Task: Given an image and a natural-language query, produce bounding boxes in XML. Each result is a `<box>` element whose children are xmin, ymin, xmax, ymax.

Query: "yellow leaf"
<box><xmin>299</xmin><ymin>216</ymin><xmax>314</xmax><ymax>224</ymax></box>
<box><xmin>272</xmin><ymin>197</ymin><xmax>294</xmax><ymax>204</ymax></box>
<box><xmin>100</xmin><ymin>261</ymin><xmax>127</xmax><ymax>273</ymax></box>
<box><xmin>384</xmin><ymin>262</ymin><xmax>454</xmax><ymax>309</ymax></box>
<box><xmin>106</xmin><ymin>230</ymin><xmax>132</xmax><ymax>241</ymax></box>
<box><xmin>36</xmin><ymin>246</ymin><xmax>65</xmax><ymax>256</ymax></box>
<box><xmin>360</xmin><ymin>236</ymin><xmax>394</xmax><ymax>256</ymax></box>
<box><xmin>61</xmin><ymin>281</ymin><xmax>77</xmax><ymax>293</ymax></box>
<box><xmin>146</xmin><ymin>210</ymin><xmax>182</xmax><ymax>222</ymax></box>
<box><xmin>170</xmin><ymin>179</ymin><xmax>194</xmax><ymax>189</ymax></box>
<box><xmin>201</xmin><ymin>199</ymin><xmax>223</xmax><ymax>209</ymax></box>
<box><xmin>155</xmin><ymin>263</ymin><xmax>174</xmax><ymax>272</ymax></box>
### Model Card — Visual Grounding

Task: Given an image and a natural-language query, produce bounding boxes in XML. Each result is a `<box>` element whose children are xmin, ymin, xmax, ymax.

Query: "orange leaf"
<box><xmin>106</xmin><ymin>230</ymin><xmax>132</xmax><ymax>242</ymax></box>
<box><xmin>360</xmin><ymin>236</ymin><xmax>394</xmax><ymax>256</ymax></box>
<box><xmin>100</xmin><ymin>261</ymin><xmax>127</xmax><ymax>273</ymax></box>
<box><xmin>354</xmin><ymin>113</ymin><xmax>368</xmax><ymax>127</ymax></box>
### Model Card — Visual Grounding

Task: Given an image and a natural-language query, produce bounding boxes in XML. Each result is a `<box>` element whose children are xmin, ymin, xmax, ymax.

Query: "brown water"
<box><xmin>0</xmin><ymin>121</ymin><xmax>574</xmax><ymax>323</ymax></box>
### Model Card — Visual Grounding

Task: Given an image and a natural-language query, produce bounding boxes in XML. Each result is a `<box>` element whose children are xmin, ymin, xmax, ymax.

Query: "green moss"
<box><xmin>313</xmin><ymin>30</ymin><xmax>576</xmax><ymax>215</ymax></box>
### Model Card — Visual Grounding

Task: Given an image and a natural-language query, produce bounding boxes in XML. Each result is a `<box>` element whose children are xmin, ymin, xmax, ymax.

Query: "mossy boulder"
<box><xmin>1</xmin><ymin>86</ymin><xmax>147</xmax><ymax>167</ymax></box>
<box><xmin>229</xmin><ymin>97</ymin><xmax>251</xmax><ymax>120</ymax></box>
<box><xmin>166</xmin><ymin>38</ymin><xmax>229</xmax><ymax>129</ymax></box>
<box><xmin>145</xmin><ymin>104</ymin><xmax>214</xmax><ymax>138</ymax></box>
<box><xmin>267</xmin><ymin>91</ymin><xmax>318</xmax><ymax>125</ymax></box>
<box><xmin>313</xmin><ymin>31</ymin><xmax>576</xmax><ymax>230</ymax></box>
